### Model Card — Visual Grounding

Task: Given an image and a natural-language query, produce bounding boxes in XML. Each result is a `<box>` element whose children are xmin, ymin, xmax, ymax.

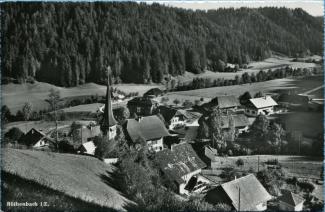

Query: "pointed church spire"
<box><xmin>101</xmin><ymin>69</ymin><xmax>117</xmax><ymax>135</ymax></box>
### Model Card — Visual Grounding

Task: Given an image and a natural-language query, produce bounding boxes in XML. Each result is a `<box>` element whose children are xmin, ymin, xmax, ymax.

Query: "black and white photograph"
<box><xmin>1</xmin><ymin>0</ymin><xmax>324</xmax><ymax>211</ymax></box>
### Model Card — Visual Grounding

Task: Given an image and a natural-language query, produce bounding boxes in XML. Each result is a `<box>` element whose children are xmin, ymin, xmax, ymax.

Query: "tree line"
<box><xmin>2</xmin><ymin>2</ymin><xmax>322</xmax><ymax>86</ymax></box>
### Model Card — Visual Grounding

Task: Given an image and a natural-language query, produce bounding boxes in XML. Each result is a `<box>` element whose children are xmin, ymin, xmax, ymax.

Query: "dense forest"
<box><xmin>1</xmin><ymin>2</ymin><xmax>323</xmax><ymax>86</ymax></box>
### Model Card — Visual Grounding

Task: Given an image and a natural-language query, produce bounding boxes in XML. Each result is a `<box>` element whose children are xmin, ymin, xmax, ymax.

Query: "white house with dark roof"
<box><xmin>205</xmin><ymin>174</ymin><xmax>272</xmax><ymax>211</ymax></box>
<box><xmin>155</xmin><ymin>142</ymin><xmax>207</xmax><ymax>195</ymax></box>
<box><xmin>20</xmin><ymin>128</ymin><xmax>53</xmax><ymax>150</ymax></box>
<box><xmin>123</xmin><ymin>115</ymin><xmax>170</xmax><ymax>152</ymax></box>
<box><xmin>245</xmin><ymin>96</ymin><xmax>278</xmax><ymax>116</ymax></box>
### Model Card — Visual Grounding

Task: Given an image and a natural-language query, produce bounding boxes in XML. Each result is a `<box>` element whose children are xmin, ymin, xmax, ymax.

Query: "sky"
<box><xmin>142</xmin><ymin>0</ymin><xmax>324</xmax><ymax>16</ymax></box>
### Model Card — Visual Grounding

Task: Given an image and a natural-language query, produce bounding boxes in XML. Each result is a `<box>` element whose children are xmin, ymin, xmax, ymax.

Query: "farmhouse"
<box><xmin>245</xmin><ymin>96</ymin><xmax>278</xmax><ymax>116</ymax></box>
<box><xmin>123</xmin><ymin>115</ymin><xmax>170</xmax><ymax>152</ymax></box>
<box><xmin>155</xmin><ymin>142</ymin><xmax>207</xmax><ymax>195</ymax></box>
<box><xmin>101</xmin><ymin>78</ymin><xmax>117</xmax><ymax>140</ymax></box>
<box><xmin>127</xmin><ymin>97</ymin><xmax>159</xmax><ymax>116</ymax></box>
<box><xmin>205</xmin><ymin>174</ymin><xmax>272</xmax><ymax>211</ymax></box>
<box><xmin>77</xmin><ymin>125</ymin><xmax>101</xmax><ymax>143</ymax></box>
<box><xmin>210</xmin><ymin>95</ymin><xmax>240</xmax><ymax>110</ymax></box>
<box><xmin>199</xmin><ymin>113</ymin><xmax>250</xmax><ymax>134</ymax></box>
<box><xmin>278</xmin><ymin>190</ymin><xmax>305</xmax><ymax>211</ymax></box>
<box><xmin>158</xmin><ymin>106</ymin><xmax>202</xmax><ymax>130</ymax></box>
<box><xmin>20</xmin><ymin>128</ymin><xmax>53</xmax><ymax>150</ymax></box>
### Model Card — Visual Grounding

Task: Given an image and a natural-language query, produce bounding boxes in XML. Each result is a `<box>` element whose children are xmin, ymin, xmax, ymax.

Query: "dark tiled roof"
<box><xmin>143</xmin><ymin>88</ymin><xmax>164</xmax><ymax>97</ymax></box>
<box><xmin>159</xmin><ymin>106</ymin><xmax>202</xmax><ymax>123</ymax></box>
<box><xmin>210</xmin><ymin>95</ymin><xmax>240</xmax><ymax>109</ymax></box>
<box><xmin>127</xmin><ymin>97</ymin><xmax>157</xmax><ymax>106</ymax></box>
<box><xmin>155</xmin><ymin>142</ymin><xmax>206</xmax><ymax>184</ymax></box>
<box><xmin>21</xmin><ymin>128</ymin><xmax>53</xmax><ymax>146</ymax></box>
<box><xmin>220</xmin><ymin>174</ymin><xmax>272</xmax><ymax>211</ymax></box>
<box><xmin>219</xmin><ymin>114</ymin><xmax>250</xmax><ymax>129</ymax></box>
<box><xmin>279</xmin><ymin>190</ymin><xmax>305</xmax><ymax>206</ymax></box>
<box><xmin>125</xmin><ymin>115</ymin><xmax>170</xmax><ymax>142</ymax></box>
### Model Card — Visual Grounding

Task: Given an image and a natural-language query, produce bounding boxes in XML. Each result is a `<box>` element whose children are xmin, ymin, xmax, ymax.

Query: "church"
<box><xmin>101</xmin><ymin>76</ymin><xmax>117</xmax><ymax>140</ymax></box>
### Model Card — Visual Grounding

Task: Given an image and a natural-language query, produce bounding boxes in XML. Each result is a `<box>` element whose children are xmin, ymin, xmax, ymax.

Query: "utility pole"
<box><xmin>238</xmin><ymin>186</ymin><xmax>241</xmax><ymax>211</ymax></box>
<box><xmin>257</xmin><ymin>155</ymin><xmax>260</xmax><ymax>172</ymax></box>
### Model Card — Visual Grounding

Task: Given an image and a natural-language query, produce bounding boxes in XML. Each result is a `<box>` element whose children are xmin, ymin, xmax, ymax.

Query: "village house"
<box><xmin>123</xmin><ymin>115</ymin><xmax>170</xmax><ymax>152</ymax></box>
<box><xmin>209</xmin><ymin>95</ymin><xmax>240</xmax><ymax>111</ymax></box>
<box><xmin>155</xmin><ymin>142</ymin><xmax>207</xmax><ymax>195</ymax></box>
<box><xmin>205</xmin><ymin>174</ymin><xmax>272</xmax><ymax>211</ymax></box>
<box><xmin>158</xmin><ymin>106</ymin><xmax>202</xmax><ymax>130</ymax></box>
<box><xmin>278</xmin><ymin>190</ymin><xmax>305</xmax><ymax>211</ymax></box>
<box><xmin>77</xmin><ymin>125</ymin><xmax>101</xmax><ymax>143</ymax></box>
<box><xmin>245</xmin><ymin>96</ymin><xmax>278</xmax><ymax>116</ymax></box>
<box><xmin>20</xmin><ymin>128</ymin><xmax>53</xmax><ymax>150</ymax></box>
<box><xmin>199</xmin><ymin>113</ymin><xmax>250</xmax><ymax>135</ymax></box>
<box><xmin>127</xmin><ymin>96</ymin><xmax>159</xmax><ymax>116</ymax></box>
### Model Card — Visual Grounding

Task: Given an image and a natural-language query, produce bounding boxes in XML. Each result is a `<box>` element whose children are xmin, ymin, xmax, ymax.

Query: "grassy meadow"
<box><xmin>2</xmin><ymin>148</ymin><xmax>134</xmax><ymax>211</ymax></box>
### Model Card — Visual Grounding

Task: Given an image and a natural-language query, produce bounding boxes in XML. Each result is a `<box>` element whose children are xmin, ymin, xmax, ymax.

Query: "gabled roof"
<box><xmin>248</xmin><ymin>96</ymin><xmax>278</xmax><ymax>109</ymax></box>
<box><xmin>125</xmin><ymin>115</ymin><xmax>170</xmax><ymax>142</ymax></box>
<box><xmin>221</xmin><ymin>174</ymin><xmax>272</xmax><ymax>211</ymax></box>
<box><xmin>127</xmin><ymin>97</ymin><xmax>158</xmax><ymax>106</ymax></box>
<box><xmin>21</xmin><ymin>128</ymin><xmax>53</xmax><ymax>146</ymax></box>
<box><xmin>210</xmin><ymin>95</ymin><xmax>240</xmax><ymax>109</ymax></box>
<box><xmin>279</xmin><ymin>190</ymin><xmax>305</xmax><ymax>206</ymax></box>
<box><xmin>80</xmin><ymin>141</ymin><xmax>96</xmax><ymax>155</ymax></box>
<box><xmin>143</xmin><ymin>88</ymin><xmax>164</xmax><ymax>97</ymax></box>
<box><xmin>219</xmin><ymin>114</ymin><xmax>250</xmax><ymax>129</ymax></box>
<box><xmin>155</xmin><ymin>142</ymin><xmax>206</xmax><ymax>184</ymax></box>
<box><xmin>159</xmin><ymin>106</ymin><xmax>202</xmax><ymax>123</ymax></box>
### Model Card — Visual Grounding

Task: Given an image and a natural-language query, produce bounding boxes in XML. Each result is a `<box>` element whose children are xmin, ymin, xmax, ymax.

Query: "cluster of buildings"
<box><xmin>19</xmin><ymin>79</ymin><xmax>309</xmax><ymax>211</ymax></box>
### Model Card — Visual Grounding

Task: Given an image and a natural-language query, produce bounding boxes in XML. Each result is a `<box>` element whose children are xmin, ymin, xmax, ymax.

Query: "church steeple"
<box><xmin>101</xmin><ymin>72</ymin><xmax>117</xmax><ymax>135</ymax></box>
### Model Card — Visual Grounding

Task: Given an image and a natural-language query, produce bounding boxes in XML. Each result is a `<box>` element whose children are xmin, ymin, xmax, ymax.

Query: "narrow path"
<box><xmin>300</xmin><ymin>84</ymin><xmax>324</xmax><ymax>95</ymax></box>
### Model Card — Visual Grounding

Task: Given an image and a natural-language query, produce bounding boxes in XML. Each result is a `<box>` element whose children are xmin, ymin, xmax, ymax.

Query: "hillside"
<box><xmin>1</xmin><ymin>148</ymin><xmax>134</xmax><ymax>211</ymax></box>
<box><xmin>2</xmin><ymin>2</ymin><xmax>323</xmax><ymax>86</ymax></box>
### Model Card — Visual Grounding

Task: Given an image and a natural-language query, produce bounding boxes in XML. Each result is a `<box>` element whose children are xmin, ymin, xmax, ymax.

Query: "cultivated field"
<box><xmin>170</xmin><ymin>78</ymin><xmax>297</xmax><ymax>98</ymax></box>
<box><xmin>2</xmin><ymin>82</ymin><xmax>159</xmax><ymax>113</ymax></box>
<box><xmin>2</xmin><ymin>148</ymin><xmax>134</xmax><ymax>211</ymax></box>
<box><xmin>175</xmin><ymin>56</ymin><xmax>320</xmax><ymax>84</ymax></box>
<box><xmin>210</xmin><ymin>155</ymin><xmax>323</xmax><ymax>180</ymax></box>
<box><xmin>3</xmin><ymin>120</ymin><xmax>95</xmax><ymax>134</ymax></box>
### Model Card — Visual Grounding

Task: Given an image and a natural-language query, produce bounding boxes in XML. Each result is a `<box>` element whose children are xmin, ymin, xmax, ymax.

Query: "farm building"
<box><xmin>127</xmin><ymin>97</ymin><xmax>159</xmax><ymax>116</ymax></box>
<box><xmin>155</xmin><ymin>142</ymin><xmax>207</xmax><ymax>195</ymax></box>
<box><xmin>205</xmin><ymin>174</ymin><xmax>272</xmax><ymax>211</ymax></box>
<box><xmin>278</xmin><ymin>190</ymin><xmax>305</xmax><ymax>211</ymax></box>
<box><xmin>245</xmin><ymin>96</ymin><xmax>278</xmax><ymax>116</ymax></box>
<box><xmin>123</xmin><ymin>115</ymin><xmax>170</xmax><ymax>152</ymax></box>
<box><xmin>158</xmin><ymin>106</ymin><xmax>202</xmax><ymax>130</ymax></box>
<box><xmin>199</xmin><ymin>113</ymin><xmax>250</xmax><ymax>135</ymax></box>
<box><xmin>75</xmin><ymin>125</ymin><xmax>101</xmax><ymax>143</ymax></box>
<box><xmin>20</xmin><ymin>128</ymin><xmax>53</xmax><ymax>150</ymax></box>
<box><xmin>209</xmin><ymin>95</ymin><xmax>240</xmax><ymax>110</ymax></box>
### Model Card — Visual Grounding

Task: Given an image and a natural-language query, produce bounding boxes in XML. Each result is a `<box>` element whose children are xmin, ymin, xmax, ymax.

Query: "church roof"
<box><xmin>104</xmin><ymin>77</ymin><xmax>117</xmax><ymax>127</ymax></box>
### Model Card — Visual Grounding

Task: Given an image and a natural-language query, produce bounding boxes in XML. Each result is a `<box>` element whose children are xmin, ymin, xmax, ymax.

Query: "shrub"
<box><xmin>236</xmin><ymin>158</ymin><xmax>244</xmax><ymax>167</ymax></box>
<box><xmin>5</xmin><ymin>127</ymin><xmax>24</xmax><ymax>142</ymax></box>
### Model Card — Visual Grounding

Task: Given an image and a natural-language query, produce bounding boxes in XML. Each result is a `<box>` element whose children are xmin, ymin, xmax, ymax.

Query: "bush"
<box><xmin>236</xmin><ymin>158</ymin><xmax>244</xmax><ymax>167</ymax></box>
<box><xmin>5</xmin><ymin>127</ymin><xmax>24</xmax><ymax>142</ymax></box>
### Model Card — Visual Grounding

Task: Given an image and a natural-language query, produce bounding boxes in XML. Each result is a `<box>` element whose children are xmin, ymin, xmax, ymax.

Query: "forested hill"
<box><xmin>2</xmin><ymin>2</ymin><xmax>323</xmax><ymax>86</ymax></box>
